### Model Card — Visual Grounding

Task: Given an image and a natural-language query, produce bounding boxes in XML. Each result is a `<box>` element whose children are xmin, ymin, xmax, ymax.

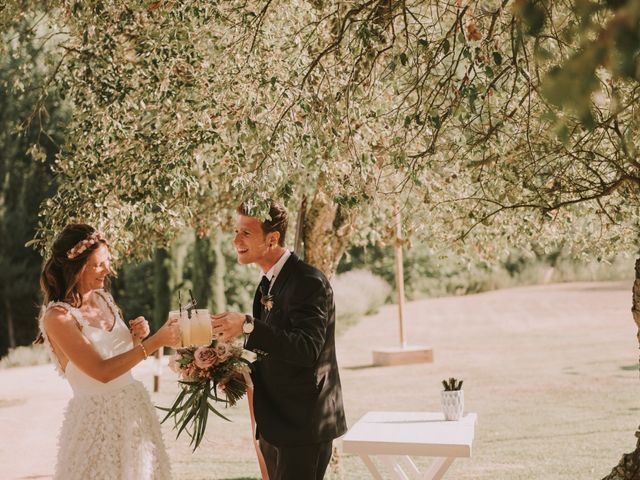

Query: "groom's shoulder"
<box><xmin>291</xmin><ymin>256</ymin><xmax>329</xmax><ymax>284</ymax></box>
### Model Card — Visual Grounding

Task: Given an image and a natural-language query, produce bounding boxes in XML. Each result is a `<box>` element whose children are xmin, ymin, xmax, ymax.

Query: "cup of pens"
<box><xmin>170</xmin><ymin>290</ymin><xmax>212</xmax><ymax>347</ymax></box>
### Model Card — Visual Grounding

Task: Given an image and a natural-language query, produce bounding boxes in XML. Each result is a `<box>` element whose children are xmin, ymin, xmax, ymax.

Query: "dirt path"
<box><xmin>1</xmin><ymin>281</ymin><xmax>637</xmax><ymax>479</ymax></box>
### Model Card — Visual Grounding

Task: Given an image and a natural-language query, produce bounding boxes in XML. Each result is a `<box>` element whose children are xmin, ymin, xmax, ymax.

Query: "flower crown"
<box><xmin>66</xmin><ymin>231</ymin><xmax>108</xmax><ymax>259</ymax></box>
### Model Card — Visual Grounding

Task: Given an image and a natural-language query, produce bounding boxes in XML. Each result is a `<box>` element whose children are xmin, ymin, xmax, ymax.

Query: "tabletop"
<box><xmin>342</xmin><ymin>411</ymin><xmax>477</xmax><ymax>458</ymax></box>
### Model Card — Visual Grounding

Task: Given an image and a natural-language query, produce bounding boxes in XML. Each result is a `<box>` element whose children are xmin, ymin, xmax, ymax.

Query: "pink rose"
<box><xmin>215</xmin><ymin>343</ymin><xmax>232</xmax><ymax>362</ymax></box>
<box><xmin>180</xmin><ymin>364</ymin><xmax>197</xmax><ymax>381</ymax></box>
<box><xmin>193</xmin><ymin>347</ymin><xmax>218</xmax><ymax>369</ymax></box>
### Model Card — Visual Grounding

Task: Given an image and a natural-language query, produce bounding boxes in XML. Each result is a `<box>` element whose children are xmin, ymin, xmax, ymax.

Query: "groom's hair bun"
<box><xmin>237</xmin><ymin>201</ymin><xmax>288</xmax><ymax>247</ymax></box>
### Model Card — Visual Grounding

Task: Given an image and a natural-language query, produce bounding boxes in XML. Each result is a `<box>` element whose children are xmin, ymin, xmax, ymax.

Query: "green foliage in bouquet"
<box><xmin>159</xmin><ymin>340</ymin><xmax>251</xmax><ymax>451</ymax></box>
<box><xmin>442</xmin><ymin>378</ymin><xmax>463</xmax><ymax>391</ymax></box>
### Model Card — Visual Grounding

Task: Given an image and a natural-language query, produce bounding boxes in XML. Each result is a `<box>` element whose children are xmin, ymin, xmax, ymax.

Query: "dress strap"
<box><xmin>47</xmin><ymin>301</ymin><xmax>89</xmax><ymax>328</ymax></box>
<box><xmin>94</xmin><ymin>289</ymin><xmax>122</xmax><ymax>323</ymax></box>
<box><xmin>38</xmin><ymin>301</ymin><xmax>87</xmax><ymax>377</ymax></box>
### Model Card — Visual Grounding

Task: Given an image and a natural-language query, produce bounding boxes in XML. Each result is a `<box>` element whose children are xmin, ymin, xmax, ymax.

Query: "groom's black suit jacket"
<box><xmin>245</xmin><ymin>253</ymin><xmax>347</xmax><ymax>447</ymax></box>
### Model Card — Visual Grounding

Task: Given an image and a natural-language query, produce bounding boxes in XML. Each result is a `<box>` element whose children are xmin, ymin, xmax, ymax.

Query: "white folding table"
<box><xmin>342</xmin><ymin>411</ymin><xmax>477</xmax><ymax>480</ymax></box>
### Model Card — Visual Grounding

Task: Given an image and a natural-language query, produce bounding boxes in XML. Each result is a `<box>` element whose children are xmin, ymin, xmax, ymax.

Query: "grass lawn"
<box><xmin>1</xmin><ymin>281</ymin><xmax>637</xmax><ymax>479</ymax></box>
<box><xmin>153</xmin><ymin>281</ymin><xmax>639</xmax><ymax>479</ymax></box>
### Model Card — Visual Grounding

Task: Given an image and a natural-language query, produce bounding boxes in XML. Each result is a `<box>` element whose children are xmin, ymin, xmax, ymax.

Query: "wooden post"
<box><xmin>294</xmin><ymin>195</ymin><xmax>307</xmax><ymax>257</ymax></box>
<box><xmin>394</xmin><ymin>207</ymin><xmax>407</xmax><ymax>349</ymax></box>
<box><xmin>153</xmin><ymin>247</ymin><xmax>171</xmax><ymax>393</ymax></box>
<box><xmin>153</xmin><ymin>349</ymin><xmax>161</xmax><ymax>392</ymax></box>
<box><xmin>372</xmin><ymin>207</ymin><xmax>433</xmax><ymax>366</ymax></box>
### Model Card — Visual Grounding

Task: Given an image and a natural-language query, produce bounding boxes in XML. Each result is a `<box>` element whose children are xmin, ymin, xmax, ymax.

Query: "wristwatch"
<box><xmin>242</xmin><ymin>314</ymin><xmax>255</xmax><ymax>334</ymax></box>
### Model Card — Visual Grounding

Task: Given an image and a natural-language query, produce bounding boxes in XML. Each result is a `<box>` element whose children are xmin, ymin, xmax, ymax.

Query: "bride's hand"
<box><xmin>155</xmin><ymin>317</ymin><xmax>181</xmax><ymax>348</ymax></box>
<box><xmin>129</xmin><ymin>316</ymin><xmax>150</xmax><ymax>341</ymax></box>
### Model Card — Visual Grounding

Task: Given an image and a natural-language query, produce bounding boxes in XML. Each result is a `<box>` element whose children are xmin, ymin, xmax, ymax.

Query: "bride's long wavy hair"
<box><xmin>39</xmin><ymin>223</ymin><xmax>109</xmax><ymax>307</ymax></box>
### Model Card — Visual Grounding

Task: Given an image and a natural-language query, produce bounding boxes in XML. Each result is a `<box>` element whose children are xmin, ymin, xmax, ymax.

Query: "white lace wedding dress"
<box><xmin>39</xmin><ymin>290</ymin><xmax>172</xmax><ymax>480</ymax></box>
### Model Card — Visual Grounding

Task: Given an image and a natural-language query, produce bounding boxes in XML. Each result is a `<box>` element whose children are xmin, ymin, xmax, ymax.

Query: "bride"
<box><xmin>37</xmin><ymin>223</ymin><xmax>180</xmax><ymax>480</ymax></box>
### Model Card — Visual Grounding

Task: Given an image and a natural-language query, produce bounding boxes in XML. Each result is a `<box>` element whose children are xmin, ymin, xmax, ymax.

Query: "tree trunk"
<box><xmin>153</xmin><ymin>247</ymin><xmax>171</xmax><ymax>332</ymax></box>
<box><xmin>192</xmin><ymin>233</ymin><xmax>226</xmax><ymax>313</ymax></box>
<box><xmin>4</xmin><ymin>296</ymin><xmax>16</xmax><ymax>349</ymax></box>
<box><xmin>193</xmin><ymin>235</ymin><xmax>211</xmax><ymax>308</ymax></box>
<box><xmin>170</xmin><ymin>231</ymin><xmax>192</xmax><ymax>295</ymax></box>
<box><xmin>602</xmin><ymin>257</ymin><xmax>640</xmax><ymax>480</ymax></box>
<box><xmin>210</xmin><ymin>233</ymin><xmax>226</xmax><ymax>313</ymax></box>
<box><xmin>302</xmin><ymin>182</ymin><xmax>356</xmax><ymax>278</ymax></box>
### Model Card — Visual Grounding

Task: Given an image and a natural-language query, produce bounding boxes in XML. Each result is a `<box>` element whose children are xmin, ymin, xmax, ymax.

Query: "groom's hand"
<box><xmin>211</xmin><ymin>312</ymin><xmax>244</xmax><ymax>342</ymax></box>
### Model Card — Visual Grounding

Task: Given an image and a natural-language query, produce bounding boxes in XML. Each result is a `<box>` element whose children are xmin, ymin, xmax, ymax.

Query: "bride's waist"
<box><xmin>66</xmin><ymin>364</ymin><xmax>136</xmax><ymax>396</ymax></box>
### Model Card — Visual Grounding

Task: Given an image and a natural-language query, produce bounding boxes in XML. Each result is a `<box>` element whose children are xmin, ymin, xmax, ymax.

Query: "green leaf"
<box><xmin>555</xmin><ymin>123</ymin><xmax>570</xmax><ymax>145</ymax></box>
<box><xmin>443</xmin><ymin>39</ymin><xmax>450</xmax><ymax>55</ymax></box>
<box><xmin>207</xmin><ymin>402</ymin><xmax>231</xmax><ymax>422</ymax></box>
<box><xmin>517</xmin><ymin>0</ymin><xmax>546</xmax><ymax>36</ymax></box>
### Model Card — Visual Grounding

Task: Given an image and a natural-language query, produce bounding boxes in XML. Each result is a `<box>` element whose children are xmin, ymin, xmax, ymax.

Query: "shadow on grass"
<box><xmin>344</xmin><ymin>363</ymin><xmax>378</xmax><ymax>370</ymax></box>
<box><xmin>0</xmin><ymin>398</ymin><xmax>27</xmax><ymax>408</ymax></box>
<box><xmin>569</xmin><ymin>281</ymin><xmax>631</xmax><ymax>292</ymax></box>
<box><xmin>620</xmin><ymin>364</ymin><xmax>639</xmax><ymax>371</ymax></box>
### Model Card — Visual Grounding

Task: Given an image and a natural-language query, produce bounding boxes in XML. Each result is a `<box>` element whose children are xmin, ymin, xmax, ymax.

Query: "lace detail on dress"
<box><xmin>38</xmin><ymin>301</ymin><xmax>89</xmax><ymax>378</ymax></box>
<box><xmin>53</xmin><ymin>381</ymin><xmax>172</xmax><ymax>480</ymax></box>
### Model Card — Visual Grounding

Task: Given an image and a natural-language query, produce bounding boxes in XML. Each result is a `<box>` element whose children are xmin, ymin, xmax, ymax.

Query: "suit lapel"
<box><xmin>260</xmin><ymin>254</ymin><xmax>298</xmax><ymax>322</ymax></box>
<box><xmin>252</xmin><ymin>284</ymin><xmax>262</xmax><ymax>319</ymax></box>
<box><xmin>269</xmin><ymin>253</ymin><xmax>298</xmax><ymax>300</ymax></box>
<box><xmin>253</xmin><ymin>254</ymin><xmax>298</xmax><ymax>320</ymax></box>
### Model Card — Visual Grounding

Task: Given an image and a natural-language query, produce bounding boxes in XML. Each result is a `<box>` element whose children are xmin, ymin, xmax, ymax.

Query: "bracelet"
<box><xmin>138</xmin><ymin>343</ymin><xmax>148</xmax><ymax>360</ymax></box>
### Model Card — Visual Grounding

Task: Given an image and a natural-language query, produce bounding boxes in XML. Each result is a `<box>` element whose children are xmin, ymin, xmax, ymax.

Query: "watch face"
<box><xmin>243</xmin><ymin>322</ymin><xmax>255</xmax><ymax>334</ymax></box>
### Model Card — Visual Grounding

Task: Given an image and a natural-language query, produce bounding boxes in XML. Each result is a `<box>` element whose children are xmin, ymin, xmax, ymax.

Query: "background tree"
<box><xmin>192</xmin><ymin>234</ymin><xmax>226</xmax><ymax>313</ymax></box>
<box><xmin>427</xmin><ymin>2</ymin><xmax>640</xmax><ymax>478</ymax></box>
<box><xmin>0</xmin><ymin>14</ymin><xmax>66</xmax><ymax>356</ymax></box>
<box><xmin>14</xmin><ymin>1</ymin><xmax>506</xmax><ymax>275</ymax></box>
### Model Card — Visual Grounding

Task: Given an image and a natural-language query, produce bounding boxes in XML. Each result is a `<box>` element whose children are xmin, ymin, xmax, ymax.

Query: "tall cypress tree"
<box><xmin>192</xmin><ymin>234</ymin><xmax>226</xmax><ymax>313</ymax></box>
<box><xmin>152</xmin><ymin>247</ymin><xmax>171</xmax><ymax>332</ymax></box>
<box><xmin>0</xmin><ymin>16</ymin><xmax>66</xmax><ymax>355</ymax></box>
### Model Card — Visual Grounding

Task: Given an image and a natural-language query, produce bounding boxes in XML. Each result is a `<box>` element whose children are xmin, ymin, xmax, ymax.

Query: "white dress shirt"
<box><xmin>262</xmin><ymin>249</ymin><xmax>291</xmax><ymax>292</ymax></box>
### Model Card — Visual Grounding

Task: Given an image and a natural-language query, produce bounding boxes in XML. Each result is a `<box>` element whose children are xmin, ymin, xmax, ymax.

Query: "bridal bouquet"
<box><xmin>160</xmin><ymin>339</ymin><xmax>251</xmax><ymax>450</ymax></box>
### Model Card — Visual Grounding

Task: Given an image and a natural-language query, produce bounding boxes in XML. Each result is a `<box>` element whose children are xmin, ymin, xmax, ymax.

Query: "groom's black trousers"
<box><xmin>258</xmin><ymin>435</ymin><xmax>333</xmax><ymax>480</ymax></box>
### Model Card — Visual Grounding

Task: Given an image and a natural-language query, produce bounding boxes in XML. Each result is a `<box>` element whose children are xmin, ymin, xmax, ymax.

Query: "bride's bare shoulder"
<box><xmin>43</xmin><ymin>306</ymin><xmax>75</xmax><ymax>330</ymax></box>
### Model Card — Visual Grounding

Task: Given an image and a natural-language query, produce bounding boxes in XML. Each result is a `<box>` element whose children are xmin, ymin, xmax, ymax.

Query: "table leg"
<box><xmin>359</xmin><ymin>454</ymin><xmax>385</xmax><ymax>480</ymax></box>
<box><xmin>381</xmin><ymin>456</ymin><xmax>411</xmax><ymax>480</ymax></box>
<box><xmin>423</xmin><ymin>457</ymin><xmax>454</xmax><ymax>480</ymax></box>
<box><xmin>400</xmin><ymin>456</ymin><xmax>421</xmax><ymax>480</ymax></box>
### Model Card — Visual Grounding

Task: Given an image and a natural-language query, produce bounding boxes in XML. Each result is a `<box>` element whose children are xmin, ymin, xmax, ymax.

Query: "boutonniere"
<box><xmin>260</xmin><ymin>285</ymin><xmax>274</xmax><ymax>311</ymax></box>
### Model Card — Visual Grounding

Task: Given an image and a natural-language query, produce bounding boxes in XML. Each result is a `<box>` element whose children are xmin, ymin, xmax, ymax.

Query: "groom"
<box><xmin>212</xmin><ymin>202</ymin><xmax>347</xmax><ymax>480</ymax></box>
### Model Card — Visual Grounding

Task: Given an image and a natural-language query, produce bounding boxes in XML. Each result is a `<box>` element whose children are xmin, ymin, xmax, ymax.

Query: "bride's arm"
<box><xmin>43</xmin><ymin>308</ymin><xmax>179</xmax><ymax>383</ymax></box>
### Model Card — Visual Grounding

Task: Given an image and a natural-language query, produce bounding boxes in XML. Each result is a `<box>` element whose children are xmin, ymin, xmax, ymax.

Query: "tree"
<box><xmin>422</xmin><ymin>2</ymin><xmax>640</xmax><ymax>478</ymax></box>
<box><xmin>10</xmin><ymin>1</ymin><xmax>501</xmax><ymax>276</ymax></box>
<box><xmin>192</xmin><ymin>234</ymin><xmax>226</xmax><ymax>313</ymax></box>
<box><xmin>3</xmin><ymin>1</ymin><xmax>639</xmax><ymax>473</ymax></box>
<box><xmin>0</xmin><ymin>13</ymin><xmax>66</xmax><ymax>355</ymax></box>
